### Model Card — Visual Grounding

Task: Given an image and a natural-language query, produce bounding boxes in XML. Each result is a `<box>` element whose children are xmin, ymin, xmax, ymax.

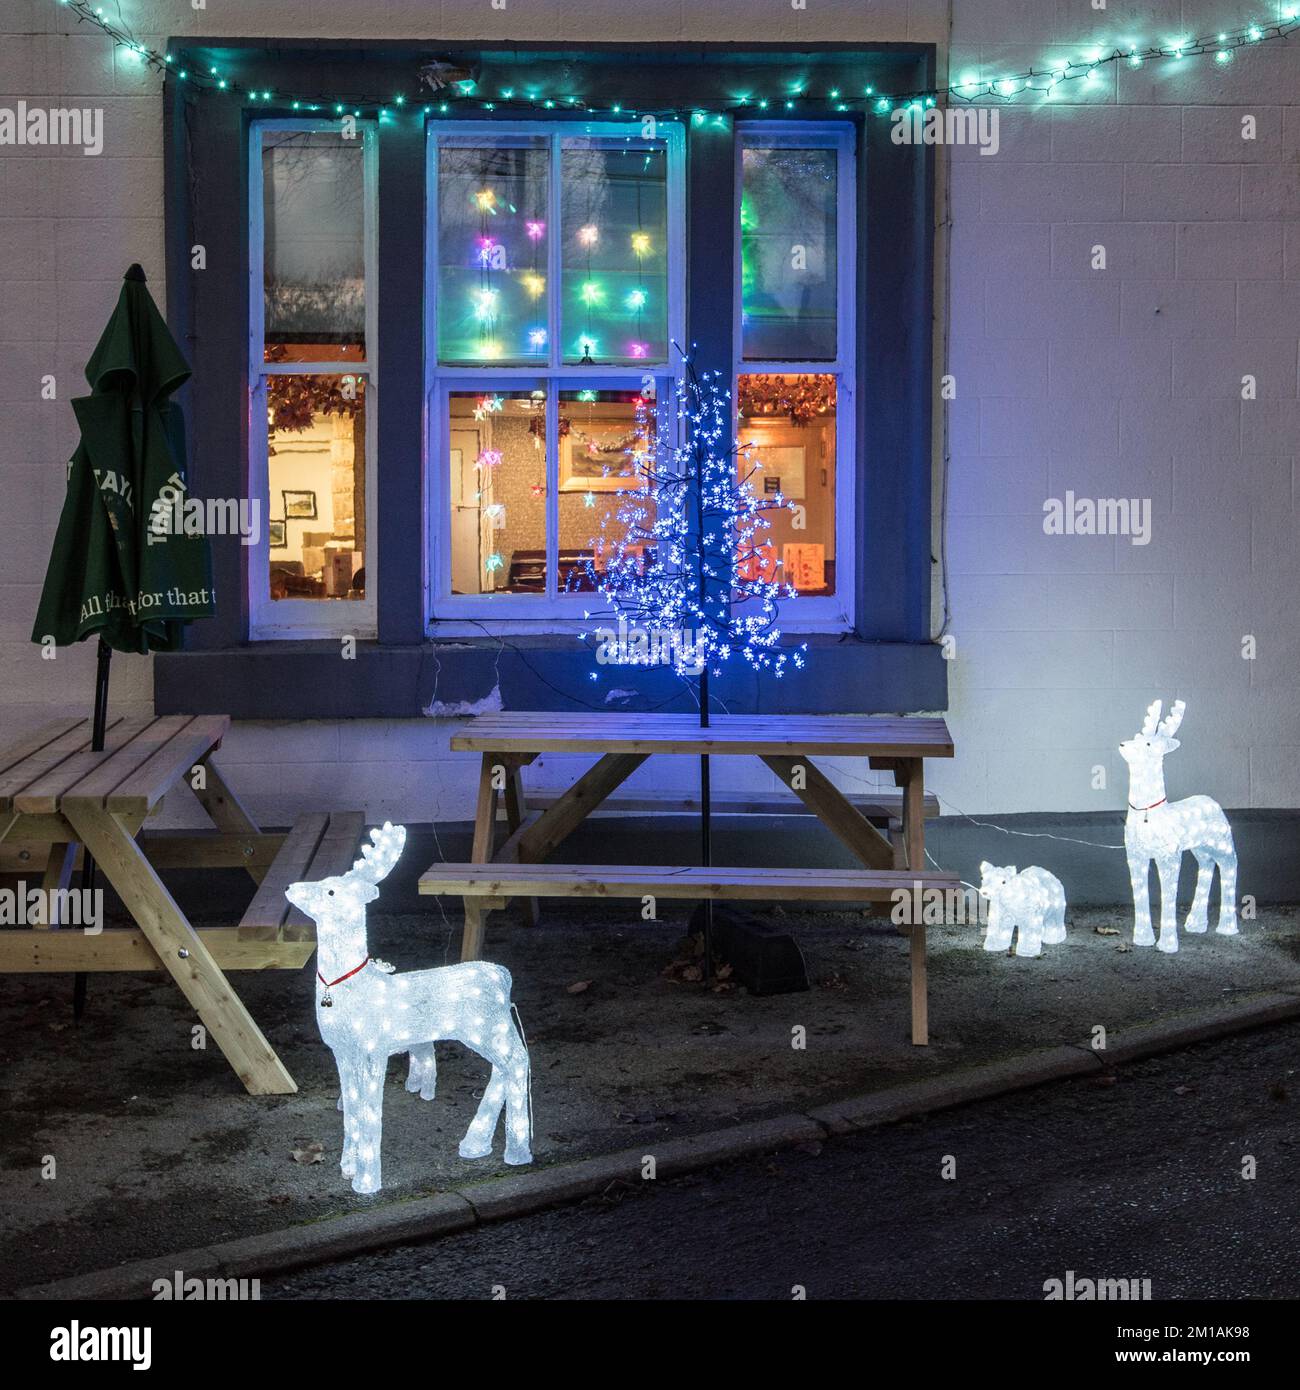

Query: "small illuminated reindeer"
<box><xmin>286</xmin><ymin>823</ymin><xmax>532</xmax><ymax>1194</ymax></box>
<box><xmin>1120</xmin><ymin>700</ymin><xmax>1238</xmax><ymax>954</ymax></box>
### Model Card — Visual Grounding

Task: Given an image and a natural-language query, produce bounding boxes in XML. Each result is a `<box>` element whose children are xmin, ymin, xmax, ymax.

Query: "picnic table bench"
<box><xmin>0</xmin><ymin>715</ymin><xmax>363</xmax><ymax>1095</ymax></box>
<box><xmin>419</xmin><ymin>712</ymin><xmax>957</xmax><ymax>1044</ymax></box>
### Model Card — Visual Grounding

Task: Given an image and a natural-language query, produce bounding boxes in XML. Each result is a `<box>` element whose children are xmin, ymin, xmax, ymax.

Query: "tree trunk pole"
<box><xmin>699</xmin><ymin>663</ymin><xmax>712</xmax><ymax>983</ymax></box>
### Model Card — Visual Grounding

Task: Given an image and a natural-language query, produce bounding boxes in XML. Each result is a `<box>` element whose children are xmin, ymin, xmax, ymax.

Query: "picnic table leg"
<box><xmin>462</xmin><ymin>754</ymin><xmax>500</xmax><ymax>962</ymax></box>
<box><xmin>902</xmin><ymin>759</ymin><xmax>929</xmax><ymax>1046</ymax></box>
<box><xmin>193</xmin><ymin>756</ymin><xmax>267</xmax><ymax>884</ymax></box>
<box><xmin>503</xmin><ymin>765</ymin><xmax>541</xmax><ymax>928</ymax></box>
<box><xmin>40</xmin><ymin>843</ymin><xmax>78</xmax><ymax>928</ymax></box>
<box><xmin>63</xmin><ymin>804</ymin><xmax>297</xmax><ymax>1095</ymax></box>
<box><xmin>761</xmin><ymin>754</ymin><xmax>895</xmax><ymax>870</ymax></box>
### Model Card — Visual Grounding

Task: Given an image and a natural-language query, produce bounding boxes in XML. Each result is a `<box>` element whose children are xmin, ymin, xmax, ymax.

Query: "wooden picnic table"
<box><xmin>419</xmin><ymin>712</ymin><xmax>956</xmax><ymax>1044</ymax></box>
<box><xmin>0</xmin><ymin>716</ymin><xmax>363</xmax><ymax>1095</ymax></box>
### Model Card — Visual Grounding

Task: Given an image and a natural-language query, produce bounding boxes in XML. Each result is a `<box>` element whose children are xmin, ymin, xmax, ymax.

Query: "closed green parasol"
<box><xmin>31</xmin><ymin>263</ymin><xmax>215</xmax><ymax>1018</ymax></box>
<box><xmin>32</xmin><ymin>263</ymin><xmax>215</xmax><ymax>654</ymax></box>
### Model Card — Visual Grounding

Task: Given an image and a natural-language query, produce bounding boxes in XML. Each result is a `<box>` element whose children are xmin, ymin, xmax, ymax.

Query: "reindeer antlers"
<box><xmin>351</xmin><ymin>822</ymin><xmax>407</xmax><ymax>884</ymax></box>
<box><xmin>1140</xmin><ymin>699</ymin><xmax>1186</xmax><ymax>738</ymax></box>
<box><xmin>1158</xmin><ymin>699</ymin><xmax>1186</xmax><ymax>738</ymax></box>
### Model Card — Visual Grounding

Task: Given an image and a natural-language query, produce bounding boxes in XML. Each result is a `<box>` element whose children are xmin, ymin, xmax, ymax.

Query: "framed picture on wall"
<box><xmin>282</xmin><ymin>489</ymin><xmax>318</xmax><ymax>520</ymax></box>
<box><xmin>756</xmin><ymin>445</ymin><xmax>806</xmax><ymax>500</ymax></box>
<box><xmin>268</xmin><ymin>519</ymin><xmax>287</xmax><ymax>549</ymax></box>
<box><xmin>784</xmin><ymin>542</ymin><xmax>825</xmax><ymax>591</ymax></box>
<box><xmin>559</xmin><ymin>433</ymin><xmax>647</xmax><ymax>492</ymax></box>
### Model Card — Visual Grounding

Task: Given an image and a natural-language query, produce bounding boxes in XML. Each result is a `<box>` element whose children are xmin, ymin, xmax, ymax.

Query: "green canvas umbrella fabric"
<box><xmin>32</xmin><ymin>265</ymin><xmax>215</xmax><ymax>655</ymax></box>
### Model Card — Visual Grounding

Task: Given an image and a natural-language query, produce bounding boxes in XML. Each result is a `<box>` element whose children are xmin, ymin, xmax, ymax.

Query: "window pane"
<box><xmin>741</xmin><ymin>147</ymin><xmax>837</xmax><ymax>362</ymax></box>
<box><xmin>263</xmin><ymin>132</ymin><xmax>366</xmax><ymax>363</ymax></box>
<box><xmin>267</xmin><ymin>374</ymin><xmax>367</xmax><ymax>602</ymax></box>
<box><xmin>558</xmin><ymin>388</ymin><xmax>657</xmax><ymax>592</ymax></box>
<box><xmin>448</xmin><ymin>390</ymin><xmax>548</xmax><ymax>595</ymax></box>
<box><xmin>736</xmin><ymin>373</ymin><xmax>837</xmax><ymax>596</ymax></box>
<box><xmin>437</xmin><ymin>140</ymin><xmax>550</xmax><ymax>365</ymax></box>
<box><xmin>561</xmin><ymin>139</ymin><xmax>668</xmax><ymax>365</ymax></box>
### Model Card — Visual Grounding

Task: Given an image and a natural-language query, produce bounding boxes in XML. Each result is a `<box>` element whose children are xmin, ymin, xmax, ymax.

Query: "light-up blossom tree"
<box><xmin>286</xmin><ymin>824</ymin><xmax>532</xmax><ymax>1194</ymax></box>
<box><xmin>1120</xmin><ymin>700</ymin><xmax>1239</xmax><ymax>953</ymax></box>
<box><xmin>581</xmin><ymin>358</ymin><xmax>804</xmax><ymax>969</ymax></box>
<box><xmin>583</xmin><ymin>358</ymin><xmax>803</xmax><ymax>691</ymax></box>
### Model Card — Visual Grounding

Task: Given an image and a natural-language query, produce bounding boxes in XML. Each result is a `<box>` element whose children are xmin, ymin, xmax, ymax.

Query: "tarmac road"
<box><xmin>268</xmin><ymin>1017</ymin><xmax>1299</xmax><ymax>1301</ymax></box>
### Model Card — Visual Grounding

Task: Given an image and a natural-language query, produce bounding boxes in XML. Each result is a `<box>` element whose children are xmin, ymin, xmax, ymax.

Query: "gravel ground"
<box><xmin>1</xmin><ymin>856</ymin><xmax>1297</xmax><ymax>1295</ymax></box>
<box><xmin>270</xmin><ymin>1018</ymin><xmax>1300</xmax><ymax>1301</ymax></box>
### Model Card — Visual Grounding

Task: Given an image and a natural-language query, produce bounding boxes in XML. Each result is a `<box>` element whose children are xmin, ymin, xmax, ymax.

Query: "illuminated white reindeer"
<box><xmin>285</xmin><ymin>823</ymin><xmax>532</xmax><ymax>1194</ymax></box>
<box><xmin>1120</xmin><ymin>700</ymin><xmax>1238</xmax><ymax>954</ymax></box>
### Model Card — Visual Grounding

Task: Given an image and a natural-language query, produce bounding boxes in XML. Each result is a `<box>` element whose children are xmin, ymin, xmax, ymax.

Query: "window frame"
<box><xmin>425</xmin><ymin>119</ymin><xmax>685</xmax><ymax>629</ymax></box>
<box><xmin>247</xmin><ymin>116</ymin><xmax>380</xmax><ymax>641</ymax></box>
<box><xmin>733</xmin><ymin>120</ymin><xmax>857</xmax><ymax>632</ymax></box>
<box><xmin>161</xmin><ymin>40</ymin><xmax>945</xmax><ymax>718</ymax></box>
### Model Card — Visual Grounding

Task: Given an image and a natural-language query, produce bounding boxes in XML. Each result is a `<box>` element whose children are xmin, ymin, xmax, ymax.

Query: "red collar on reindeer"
<box><xmin>318</xmin><ymin>956</ymin><xmax>369</xmax><ymax>1000</ymax></box>
<box><xmin>1129</xmin><ymin>797</ymin><xmax>1167</xmax><ymax>812</ymax></box>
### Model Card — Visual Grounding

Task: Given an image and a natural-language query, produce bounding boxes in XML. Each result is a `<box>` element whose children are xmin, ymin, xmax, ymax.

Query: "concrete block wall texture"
<box><xmin>2</xmin><ymin>0</ymin><xmax>1297</xmax><ymax>826</ymax></box>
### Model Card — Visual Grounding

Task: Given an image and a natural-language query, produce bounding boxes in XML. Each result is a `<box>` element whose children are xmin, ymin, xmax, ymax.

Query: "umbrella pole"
<box><xmin>73</xmin><ymin>638</ymin><xmax>112</xmax><ymax>1021</ymax></box>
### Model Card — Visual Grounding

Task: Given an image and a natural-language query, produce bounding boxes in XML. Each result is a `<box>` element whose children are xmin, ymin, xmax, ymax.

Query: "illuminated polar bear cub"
<box><xmin>977</xmin><ymin>862</ymin><xmax>1067</xmax><ymax>959</ymax></box>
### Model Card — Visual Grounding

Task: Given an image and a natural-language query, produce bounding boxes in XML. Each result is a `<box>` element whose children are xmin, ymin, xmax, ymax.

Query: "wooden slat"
<box><xmin>0</xmin><ymin>717</ymin><xmax>126</xmax><ymax>811</ymax></box>
<box><xmin>282</xmin><ymin>811</ymin><xmax>365</xmax><ymax>939</ymax></box>
<box><xmin>138</xmin><ymin>831</ymin><xmax>287</xmax><ymax>871</ymax></box>
<box><xmin>14</xmin><ymin>716</ymin><xmax>161</xmax><ymax>814</ymax></box>
<box><xmin>0</xmin><ymin>838</ymin><xmax>82</xmax><ymax>875</ymax></box>
<box><xmin>0</xmin><ymin>718</ymin><xmax>86</xmax><ymax>779</ymax></box>
<box><xmin>0</xmin><ymin>810</ymin><xmax>143</xmax><ymax>849</ymax></box>
<box><xmin>237</xmin><ymin>813</ymin><xmax>329</xmax><ymax>939</ymax></box>
<box><xmin>102</xmin><ymin>716</ymin><xmax>230</xmax><ymax>814</ymax></box>
<box><xmin>420</xmin><ymin>862</ymin><xmax>959</xmax><ymax>902</ymax></box>
<box><xmin>451</xmin><ymin>713</ymin><xmax>955</xmax><ymax>758</ymax></box>
<box><xmin>0</xmin><ymin>927</ymin><xmax>314</xmax><ymax>973</ymax></box>
<box><xmin>51</xmin><ymin>715</ymin><xmax>194</xmax><ymax>811</ymax></box>
<box><xmin>516</xmin><ymin>788</ymin><xmax>941</xmax><ymax>820</ymax></box>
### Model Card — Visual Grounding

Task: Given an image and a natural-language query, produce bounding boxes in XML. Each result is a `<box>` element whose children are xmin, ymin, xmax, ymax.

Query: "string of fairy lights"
<box><xmin>54</xmin><ymin>0</ymin><xmax>1300</xmax><ymax>121</ymax></box>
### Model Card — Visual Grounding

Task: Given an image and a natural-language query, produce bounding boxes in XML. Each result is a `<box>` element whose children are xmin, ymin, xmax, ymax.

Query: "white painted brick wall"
<box><xmin>2</xmin><ymin>0</ymin><xmax>1296</xmax><ymax>825</ymax></box>
<box><xmin>943</xmin><ymin>0</ymin><xmax>1300</xmax><ymax>817</ymax></box>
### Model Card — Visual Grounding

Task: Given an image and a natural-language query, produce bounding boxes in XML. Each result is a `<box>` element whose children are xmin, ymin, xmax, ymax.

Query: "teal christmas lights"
<box><xmin>53</xmin><ymin>0</ymin><xmax>1300</xmax><ymax>124</ymax></box>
